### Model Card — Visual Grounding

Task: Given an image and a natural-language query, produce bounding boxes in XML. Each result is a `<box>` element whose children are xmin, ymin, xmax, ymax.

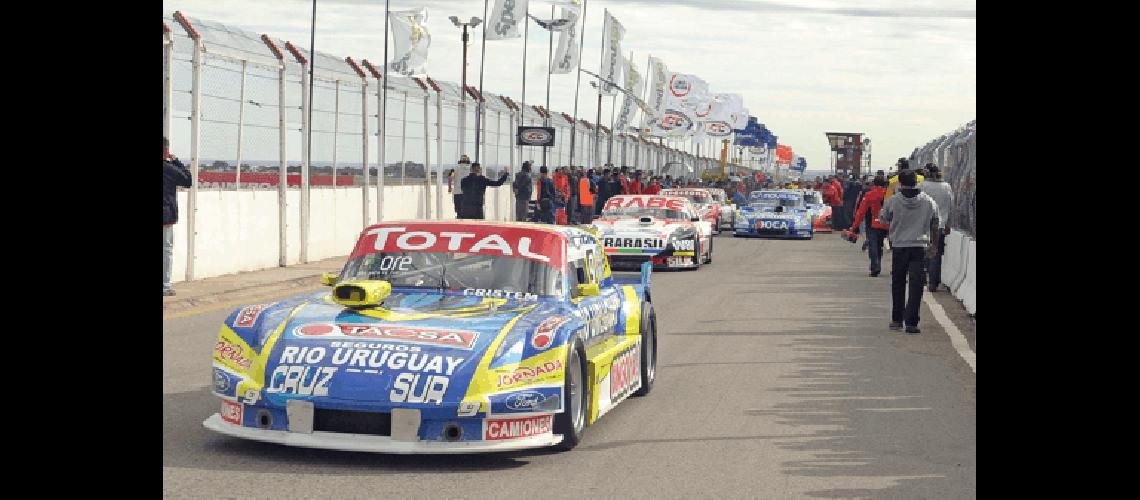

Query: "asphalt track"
<box><xmin>162</xmin><ymin>233</ymin><xmax>976</xmax><ymax>498</ymax></box>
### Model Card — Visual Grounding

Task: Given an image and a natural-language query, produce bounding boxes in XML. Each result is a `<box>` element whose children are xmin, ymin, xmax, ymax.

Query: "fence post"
<box><xmin>280</xmin><ymin>41</ymin><xmax>309</xmax><ymax>261</ymax></box>
<box><xmin>163</xmin><ymin>22</ymin><xmax>173</xmax><ymax>143</ymax></box>
<box><xmin>332</xmin><ymin>80</ymin><xmax>339</xmax><ymax>187</ymax></box>
<box><xmin>400</xmin><ymin>91</ymin><xmax>408</xmax><ymax>183</ymax></box>
<box><xmin>277</xmin><ymin>54</ymin><xmax>288</xmax><ymax>267</ymax></box>
<box><xmin>174</xmin><ymin>12</ymin><xmax>202</xmax><ymax>281</ymax></box>
<box><xmin>508</xmin><ymin>107</ymin><xmax>516</xmax><ymax>220</ymax></box>
<box><xmin>423</xmin><ymin>92</ymin><xmax>432</xmax><ymax>218</ymax></box>
<box><xmin>235</xmin><ymin>60</ymin><xmax>247</xmax><ymax>190</ymax></box>
<box><xmin>358</xmin><ymin>60</ymin><xmax>377</xmax><ymax>228</ymax></box>
<box><xmin>430</xmin><ymin>78</ymin><xmax>443</xmax><ymax>220</ymax></box>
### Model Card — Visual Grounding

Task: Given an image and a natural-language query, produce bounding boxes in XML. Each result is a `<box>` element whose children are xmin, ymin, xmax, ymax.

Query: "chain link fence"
<box><xmin>909</xmin><ymin>120</ymin><xmax>976</xmax><ymax>238</ymax></box>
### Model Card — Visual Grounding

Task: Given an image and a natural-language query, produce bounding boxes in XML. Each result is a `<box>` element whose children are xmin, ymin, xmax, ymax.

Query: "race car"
<box><xmin>734</xmin><ymin>190</ymin><xmax>814</xmax><ymax>239</ymax></box>
<box><xmin>659</xmin><ymin>188</ymin><xmax>723</xmax><ymax>235</ymax></box>
<box><xmin>800</xmin><ymin>189</ymin><xmax>833</xmax><ymax>233</ymax></box>
<box><xmin>703</xmin><ymin>187</ymin><xmax>737</xmax><ymax>231</ymax></box>
<box><xmin>204</xmin><ymin>221</ymin><xmax>658</xmax><ymax>454</ymax></box>
<box><xmin>591</xmin><ymin>194</ymin><xmax>714</xmax><ymax>270</ymax></box>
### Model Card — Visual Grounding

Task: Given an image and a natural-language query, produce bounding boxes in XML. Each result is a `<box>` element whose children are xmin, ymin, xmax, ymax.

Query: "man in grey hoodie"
<box><xmin>878</xmin><ymin>169</ymin><xmax>940</xmax><ymax>334</ymax></box>
<box><xmin>919</xmin><ymin>164</ymin><xmax>954</xmax><ymax>292</ymax></box>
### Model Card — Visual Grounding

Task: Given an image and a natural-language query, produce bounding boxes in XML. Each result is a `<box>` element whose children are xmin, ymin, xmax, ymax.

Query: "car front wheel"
<box><xmin>553</xmin><ymin>340</ymin><xmax>588</xmax><ymax>451</ymax></box>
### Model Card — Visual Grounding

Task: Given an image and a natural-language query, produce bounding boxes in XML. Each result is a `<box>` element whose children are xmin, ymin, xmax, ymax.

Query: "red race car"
<box><xmin>660</xmin><ymin>188</ymin><xmax>723</xmax><ymax>235</ymax></box>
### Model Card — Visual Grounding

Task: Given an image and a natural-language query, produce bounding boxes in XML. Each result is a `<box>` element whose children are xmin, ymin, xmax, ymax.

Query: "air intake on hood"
<box><xmin>639</xmin><ymin>216</ymin><xmax>652</xmax><ymax>224</ymax></box>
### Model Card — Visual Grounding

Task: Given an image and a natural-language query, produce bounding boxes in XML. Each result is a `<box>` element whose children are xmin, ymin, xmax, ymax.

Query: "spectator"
<box><xmin>642</xmin><ymin>176</ymin><xmax>661</xmax><ymax>195</ymax></box>
<box><xmin>848</xmin><ymin>176</ymin><xmax>889</xmax><ymax>277</ymax></box>
<box><xmin>459</xmin><ymin>163</ymin><xmax>509</xmax><ymax>219</ymax></box>
<box><xmin>512</xmin><ymin>161</ymin><xmax>534</xmax><ymax>222</ymax></box>
<box><xmin>577</xmin><ymin>169</ymin><xmax>597</xmax><ymax>224</ymax></box>
<box><xmin>553</xmin><ymin>167</ymin><xmax>570</xmax><ymax>224</ymax></box>
<box><xmin>163</xmin><ymin>137</ymin><xmax>193</xmax><ymax>296</ymax></box>
<box><xmin>448</xmin><ymin>155</ymin><xmax>472</xmax><ymax>218</ymax></box>
<box><xmin>919</xmin><ymin>165</ymin><xmax>954</xmax><ymax>292</ymax></box>
<box><xmin>878</xmin><ymin>169</ymin><xmax>940</xmax><ymax>334</ymax></box>
<box><xmin>843</xmin><ymin>174</ymin><xmax>863</xmax><ymax>230</ymax></box>
<box><xmin>884</xmin><ymin>158</ymin><xmax>924</xmax><ymax>202</ymax></box>
<box><xmin>534</xmin><ymin>166</ymin><xmax>556</xmax><ymax>223</ymax></box>
<box><xmin>628</xmin><ymin>171</ymin><xmax>643</xmax><ymax>194</ymax></box>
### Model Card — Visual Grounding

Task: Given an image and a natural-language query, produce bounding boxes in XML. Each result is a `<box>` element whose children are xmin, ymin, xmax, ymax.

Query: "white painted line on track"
<box><xmin>923</xmin><ymin>294</ymin><xmax>976</xmax><ymax>373</ymax></box>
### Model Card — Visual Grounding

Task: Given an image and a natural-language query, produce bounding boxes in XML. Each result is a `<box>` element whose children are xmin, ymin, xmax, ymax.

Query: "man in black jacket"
<box><xmin>535</xmin><ymin>166</ymin><xmax>557</xmax><ymax>223</ymax></box>
<box><xmin>459</xmin><ymin>163</ymin><xmax>509</xmax><ymax>219</ymax></box>
<box><xmin>163</xmin><ymin>137</ymin><xmax>193</xmax><ymax>296</ymax></box>
<box><xmin>512</xmin><ymin>161</ymin><xmax>533</xmax><ymax>222</ymax></box>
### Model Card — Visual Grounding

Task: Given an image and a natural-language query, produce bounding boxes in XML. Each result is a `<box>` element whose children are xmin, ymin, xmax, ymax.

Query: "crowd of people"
<box><xmin>447</xmin><ymin>155</ymin><xmax>743</xmax><ymax>225</ymax></box>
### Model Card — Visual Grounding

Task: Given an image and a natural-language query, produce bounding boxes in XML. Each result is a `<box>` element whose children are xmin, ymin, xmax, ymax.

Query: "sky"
<box><xmin>163</xmin><ymin>0</ymin><xmax>975</xmax><ymax>171</ymax></box>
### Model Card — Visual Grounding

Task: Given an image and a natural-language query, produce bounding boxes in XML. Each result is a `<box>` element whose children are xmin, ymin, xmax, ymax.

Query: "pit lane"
<box><xmin>163</xmin><ymin>233</ymin><xmax>976</xmax><ymax>497</ymax></box>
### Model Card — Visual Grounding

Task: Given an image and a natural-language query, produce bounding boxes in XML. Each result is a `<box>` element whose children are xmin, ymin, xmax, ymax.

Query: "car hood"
<box><xmin>225</xmin><ymin>290</ymin><xmax>574</xmax><ymax>413</ymax></box>
<box><xmin>593</xmin><ymin>217</ymin><xmax>690</xmax><ymax>235</ymax></box>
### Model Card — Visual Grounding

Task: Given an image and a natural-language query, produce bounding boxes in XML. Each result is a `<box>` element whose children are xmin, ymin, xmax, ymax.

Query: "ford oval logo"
<box><xmin>505</xmin><ymin>391</ymin><xmax>546</xmax><ymax>410</ymax></box>
<box><xmin>705</xmin><ymin>121</ymin><xmax>732</xmax><ymax>136</ymax></box>
<box><xmin>522</xmin><ymin>130</ymin><xmax>551</xmax><ymax>144</ymax></box>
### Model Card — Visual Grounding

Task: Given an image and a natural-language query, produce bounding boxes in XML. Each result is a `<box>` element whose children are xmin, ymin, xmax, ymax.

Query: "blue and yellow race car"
<box><xmin>734</xmin><ymin>190</ymin><xmax>815</xmax><ymax>239</ymax></box>
<box><xmin>205</xmin><ymin>221</ymin><xmax>657</xmax><ymax>453</ymax></box>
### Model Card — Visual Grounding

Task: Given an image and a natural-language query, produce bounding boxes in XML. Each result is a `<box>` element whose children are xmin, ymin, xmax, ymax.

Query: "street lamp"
<box><xmin>449</xmin><ymin>16</ymin><xmax>482</xmax><ymax>160</ymax></box>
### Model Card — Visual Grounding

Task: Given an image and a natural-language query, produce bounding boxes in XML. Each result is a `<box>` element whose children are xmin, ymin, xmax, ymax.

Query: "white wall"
<box><xmin>171</xmin><ymin>183</ymin><xmax>518</xmax><ymax>283</ymax></box>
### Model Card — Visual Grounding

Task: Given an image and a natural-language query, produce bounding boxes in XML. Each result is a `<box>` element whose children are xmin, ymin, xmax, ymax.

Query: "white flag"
<box><xmin>486</xmin><ymin>0</ymin><xmax>529</xmax><ymax>40</ymax></box>
<box><xmin>598</xmin><ymin>10</ymin><xmax>625</xmax><ymax>95</ymax></box>
<box><xmin>703</xmin><ymin>93</ymin><xmax>743</xmax><ymax>137</ymax></box>
<box><xmin>550</xmin><ymin>1</ymin><xmax>583</xmax><ymax>74</ymax></box>
<box><xmin>640</xmin><ymin>56</ymin><xmax>668</xmax><ymax>135</ymax></box>
<box><xmin>615</xmin><ymin>52</ymin><xmax>643</xmax><ymax>131</ymax></box>
<box><xmin>388</xmin><ymin>8</ymin><xmax>431</xmax><ymax>76</ymax></box>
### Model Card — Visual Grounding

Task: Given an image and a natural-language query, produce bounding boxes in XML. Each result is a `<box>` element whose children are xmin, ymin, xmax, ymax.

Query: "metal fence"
<box><xmin>909</xmin><ymin>119</ymin><xmax>976</xmax><ymax>238</ymax></box>
<box><xmin>165</xmin><ymin>12</ymin><xmax>724</xmax><ymax>278</ymax></box>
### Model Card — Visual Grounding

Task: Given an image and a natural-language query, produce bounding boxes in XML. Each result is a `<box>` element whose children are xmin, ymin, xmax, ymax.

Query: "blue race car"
<box><xmin>204</xmin><ymin>221</ymin><xmax>657</xmax><ymax>454</ymax></box>
<box><xmin>734</xmin><ymin>190</ymin><xmax>814</xmax><ymax>239</ymax></box>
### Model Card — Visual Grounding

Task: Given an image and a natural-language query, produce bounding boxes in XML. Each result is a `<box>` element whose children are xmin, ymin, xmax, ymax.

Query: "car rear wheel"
<box><xmin>633</xmin><ymin>301</ymin><xmax>657</xmax><ymax>397</ymax></box>
<box><xmin>553</xmin><ymin>340</ymin><xmax>588</xmax><ymax>451</ymax></box>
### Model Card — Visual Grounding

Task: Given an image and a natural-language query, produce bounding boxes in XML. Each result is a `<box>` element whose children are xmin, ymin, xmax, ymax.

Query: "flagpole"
<box><xmin>608</xmin><ymin>90</ymin><xmax>616</xmax><ymax>163</ymax></box>
<box><xmin>594</xmin><ymin>8</ymin><xmax>607</xmax><ymax>169</ymax></box>
<box><xmin>543</xmin><ymin>4</ymin><xmax>554</xmax><ymax>168</ymax></box>
<box><xmin>476</xmin><ymin>0</ymin><xmax>489</xmax><ymax>162</ymax></box>
<box><xmin>518</xmin><ymin>1</ymin><xmax>530</xmax><ymax>169</ymax></box>
<box><xmin>378</xmin><ymin>0</ymin><xmax>390</xmax><ymax>224</ymax></box>
<box><xmin>569</xmin><ymin>0</ymin><xmax>588</xmax><ymax>167</ymax></box>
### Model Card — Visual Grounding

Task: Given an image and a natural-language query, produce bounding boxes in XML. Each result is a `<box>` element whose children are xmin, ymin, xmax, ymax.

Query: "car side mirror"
<box><xmin>321</xmin><ymin>272</ymin><xmax>338</xmax><ymax>286</ymax></box>
<box><xmin>576</xmin><ymin>283</ymin><xmax>600</xmax><ymax>297</ymax></box>
<box><xmin>691</xmin><ymin>216</ymin><xmax>700</xmax><ymax>222</ymax></box>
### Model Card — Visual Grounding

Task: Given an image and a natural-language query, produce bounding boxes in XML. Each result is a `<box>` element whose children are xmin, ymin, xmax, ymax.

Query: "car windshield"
<box><xmin>602</xmin><ymin>206</ymin><xmax>690</xmax><ymax>221</ymax></box>
<box><xmin>339</xmin><ymin>251</ymin><xmax>563</xmax><ymax>297</ymax></box>
<box><xmin>749</xmin><ymin>192</ymin><xmax>804</xmax><ymax>209</ymax></box>
<box><xmin>802</xmin><ymin>192</ymin><xmax>822</xmax><ymax>205</ymax></box>
<box><xmin>664</xmin><ymin>191</ymin><xmax>711</xmax><ymax>205</ymax></box>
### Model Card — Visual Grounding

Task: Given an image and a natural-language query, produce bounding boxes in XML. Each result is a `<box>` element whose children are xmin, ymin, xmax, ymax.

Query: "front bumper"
<box><xmin>734</xmin><ymin>226</ymin><xmax>813</xmax><ymax>239</ymax></box>
<box><xmin>203</xmin><ymin>413</ymin><xmax>563</xmax><ymax>454</ymax></box>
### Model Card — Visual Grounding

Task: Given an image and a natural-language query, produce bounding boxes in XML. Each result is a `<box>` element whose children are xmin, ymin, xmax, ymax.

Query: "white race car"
<box><xmin>591</xmin><ymin>195</ymin><xmax>714</xmax><ymax>270</ymax></box>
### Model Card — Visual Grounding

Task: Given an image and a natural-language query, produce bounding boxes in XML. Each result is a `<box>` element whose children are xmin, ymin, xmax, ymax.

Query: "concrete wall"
<box><xmin>171</xmin><ymin>184</ymin><xmax>516</xmax><ymax>283</ymax></box>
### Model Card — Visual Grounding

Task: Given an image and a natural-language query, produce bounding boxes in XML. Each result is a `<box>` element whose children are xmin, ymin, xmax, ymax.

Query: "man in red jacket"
<box><xmin>848</xmin><ymin>176</ymin><xmax>889</xmax><ymax>276</ymax></box>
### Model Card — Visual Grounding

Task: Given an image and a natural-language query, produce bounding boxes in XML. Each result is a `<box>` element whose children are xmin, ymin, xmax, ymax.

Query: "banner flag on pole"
<box><xmin>387</xmin><ymin>8</ymin><xmax>431</xmax><ymax>76</ymax></box>
<box><xmin>486</xmin><ymin>0</ymin><xmax>529</xmax><ymax>40</ymax></box>
<box><xmin>598</xmin><ymin>9</ymin><xmax>625</xmax><ymax>95</ymax></box>
<box><xmin>549</xmin><ymin>1</ymin><xmax>583</xmax><ymax>73</ymax></box>
<box><xmin>615</xmin><ymin>51</ymin><xmax>643</xmax><ymax>131</ymax></box>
